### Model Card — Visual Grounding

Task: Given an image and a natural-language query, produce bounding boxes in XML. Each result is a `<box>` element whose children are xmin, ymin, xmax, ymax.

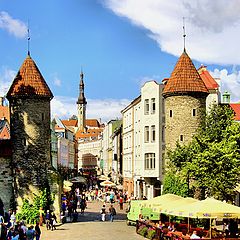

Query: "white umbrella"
<box><xmin>100</xmin><ymin>180</ymin><xmax>116</xmax><ymax>187</ymax></box>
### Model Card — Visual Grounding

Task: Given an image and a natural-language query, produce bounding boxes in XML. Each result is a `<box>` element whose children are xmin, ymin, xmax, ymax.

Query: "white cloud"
<box><xmin>0</xmin><ymin>67</ymin><xmax>16</xmax><ymax>97</ymax></box>
<box><xmin>53</xmin><ymin>77</ymin><xmax>61</xmax><ymax>87</ymax></box>
<box><xmin>0</xmin><ymin>11</ymin><xmax>27</xmax><ymax>38</ymax></box>
<box><xmin>51</xmin><ymin>96</ymin><xmax>130</xmax><ymax>122</ymax></box>
<box><xmin>211</xmin><ymin>68</ymin><xmax>240</xmax><ymax>103</ymax></box>
<box><xmin>102</xmin><ymin>0</ymin><xmax>240</xmax><ymax>65</ymax></box>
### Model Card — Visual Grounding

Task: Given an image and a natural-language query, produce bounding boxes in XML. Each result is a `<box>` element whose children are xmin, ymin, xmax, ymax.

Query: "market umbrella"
<box><xmin>159</xmin><ymin>197</ymin><xmax>199</xmax><ymax>215</ymax></box>
<box><xmin>172</xmin><ymin>198</ymin><xmax>240</xmax><ymax>219</ymax></box>
<box><xmin>100</xmin><ymin>180</ymin><xmax>116</xmax><ymax>187</ymax></box>
<box><xmin>142</xmin><ymin>193</ymin><xmax>183</xmax><ymax>208</ymax></box>
<box><xmin>170</xmin><ymin>198</ymin><xmax>240</xmax><ymax>238</ymax></box>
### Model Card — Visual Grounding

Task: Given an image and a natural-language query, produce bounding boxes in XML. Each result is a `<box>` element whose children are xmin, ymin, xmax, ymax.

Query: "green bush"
<box><xmin>16</xmin><ymin>189</ymin><xmax>53</xmax><ymax>224</ymax></box>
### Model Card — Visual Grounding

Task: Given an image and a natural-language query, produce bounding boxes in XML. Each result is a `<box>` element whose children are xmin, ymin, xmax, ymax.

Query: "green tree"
<box><xmin>165</xmin><ymin>104</ymin><xmax>240</xmax><ymax>202</ymax></box>
<box><xmin>163</xmin><ymin>165</ymin><xmax>188</xmax><ymax>197</ymax></box>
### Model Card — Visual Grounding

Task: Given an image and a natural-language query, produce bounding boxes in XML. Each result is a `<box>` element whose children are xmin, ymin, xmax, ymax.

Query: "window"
<box><xmin>192</xmin><ymin>109</ymin><xmax>196</xmax><ymax>117</ymax></box>
<box><xmin>170</xmin><ymin>110</ymin><xmax>173</xmax><ymax>117</ymax></box>
<box><xmin>144</xmin><ymin>99</ymin><xmax>149</xmax><ymax>115</ymax></box>
<box><xmin>41</xmin><ymin>113</ymin><xmax>45</xmax><ymax>121</ymax></box>
<box><xmin>180</xmin><ymin>135</ymin><xmax>184</xmax><ymax>141</ymax></box>
<box><xmin>144</xmin><ymin>126</ymin><xmax>149</xmax><ymax>142</ymax></box>
<box><xmin>151</xmin><ymin>125</ymin><xmax>155</xmax><ymax>142</ymax></box>
<box><xmin>151</xmin><ymin>98</ymin><xmax>156</xmax><ymax>114</ymax></box>
<box><xmin>22</xmin><ymin>138</ymin><xmax>27</xmax><ymax>146</ymax></box>
<box><xmin>145</xmin><ymin>153</ymin><xmax>155</xmax><ymax>170</ymax></box>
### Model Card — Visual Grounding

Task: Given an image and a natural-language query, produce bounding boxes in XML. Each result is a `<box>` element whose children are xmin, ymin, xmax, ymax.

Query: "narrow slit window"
<box><xmin>170</xmin><ymin>110</ymin><xmax>173</xmax><ymax>118</ymax></box>
<box><xmin>180</xmin><ymin>135</ymin><xmax>183</xmax><ymax>141</ymax></box>
<box><xmin>192</xmin><ymin>109</ymin><xmax>196</xmax><ymax>117</ymax></box>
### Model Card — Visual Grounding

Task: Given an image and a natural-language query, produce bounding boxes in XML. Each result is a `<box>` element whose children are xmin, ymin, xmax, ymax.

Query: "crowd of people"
<box><xmin>0</xmin><ymin>217</ymin><xmax>41</xmax><ymax>240</ymax></box>
<box><xmin>0</xmin><ymin>208</ymin><xmax>59</xmax><ymax>239</ymax></box>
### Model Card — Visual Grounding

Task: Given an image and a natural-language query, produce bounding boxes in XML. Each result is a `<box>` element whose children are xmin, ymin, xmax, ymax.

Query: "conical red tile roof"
<box><xmin>163</xmin><ymin>50</ymin><xmax>209</xmax><ymax>96</ymax></box>
<box><xmin>7</xmin><ymin>55</ymin><xmax>53</xmax><ymax>99</ymax></box>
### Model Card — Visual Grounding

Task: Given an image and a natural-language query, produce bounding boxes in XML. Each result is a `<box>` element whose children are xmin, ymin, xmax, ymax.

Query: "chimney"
<box><xmin>0</xmin><ymin>97</ymin><xmax>4</xmax><ymax>106</ymax></box>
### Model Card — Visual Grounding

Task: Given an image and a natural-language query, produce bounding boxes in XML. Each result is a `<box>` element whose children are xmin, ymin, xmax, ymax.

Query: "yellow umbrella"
<box><xmin>141</xmin><ymin>194</ymin><xmax>183</xmax><ymax>209</ymax></box>
<box><xmin>173</xmin><ymin>198</ymin><xmax>240</xmax><ymax>218</ymax></box>
<box><xmin>159</xmin><ymin>197</ymin><xmax>199</xmax><ymax>215</ymax></box>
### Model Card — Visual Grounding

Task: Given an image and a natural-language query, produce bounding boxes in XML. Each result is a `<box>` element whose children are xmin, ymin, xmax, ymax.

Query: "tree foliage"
<box><xmin>16</xmin><ymin>189</ymin><xmax>54</xmax><ymax>224</ymax></box>
<box><xmin>164</xmin><ymin>105</ymin><xmax>240</xmax><ymax>202</ymax></box>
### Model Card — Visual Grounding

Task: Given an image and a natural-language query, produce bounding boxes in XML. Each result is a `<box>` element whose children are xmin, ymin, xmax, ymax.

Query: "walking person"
<box><xmin>100</xmin><ymin>204</ymin><xmax>106</xmax><ymax>221</ymax></box>
<box><xmin>109</xmin><ymin>205</ymin><xmax>116</xmax><ymax>222</ymax></box>
<box><xmin>119</xmin><ymin>196</ymin><xmax>123</xmax><ymax>210</ymax></box>
<box><xmin>35</xmin><ymin>222</ymin><xmax>41</xmax><ymax>240</ymax></box>
<box><xmin>26</xmin><ymin>225</ymin><xmax>35</xmax><ymax>240</ymax></box>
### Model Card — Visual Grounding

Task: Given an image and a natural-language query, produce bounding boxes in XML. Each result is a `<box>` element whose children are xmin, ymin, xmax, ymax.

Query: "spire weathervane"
<box><xmin>27</xmin><ymin>20</ymin><xmax>30</xmax><ymax>56</ymax></box>
<box><xmin>183</xmin><ymin>17</ymin><xmax>186</xmax><ymax>51</ymax></box>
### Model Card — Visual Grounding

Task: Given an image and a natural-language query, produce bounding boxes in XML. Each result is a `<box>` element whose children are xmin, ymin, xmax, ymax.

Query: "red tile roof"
<box><xmin>62</xmin><ymin>119</ymin><xmax>78</xmax><ymax>127</ymax></box>
<box><xmin>86</xmin><ymin>119</ymin><xmax>100</xmax><ymax>128</ymax></box>
<box><xmin>75</xmin><ymin>128</ymin><xmax>103</xmax><ymax>139</ymax></box>
<box><xmin>198</xmin><ymin>66</ymin><xmax>219</xmax><ymax>90</ymax></box>
<box><xmin>7</xmin><ymin>55</ymin><xmax>53</xmax><ymax>99</ymax></box>
<box><xmin>230</xmin><ymin>103</ymin><xmax>240</xmax><ymax>121</ymax></box>
<box><xmin>163</xmin><ymin>50</ymin><xmax>209</xmax><ymax>96</ymax></box>
<box><xmin>0</xmin><ymin>106</ymin><xmax>10</xmax><ymax>122</ymax></box>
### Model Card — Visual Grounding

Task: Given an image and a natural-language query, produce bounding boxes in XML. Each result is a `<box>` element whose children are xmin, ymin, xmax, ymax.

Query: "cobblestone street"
<box><xmin>41</xmin><ymin>200</ymin><xmax>144</xmax><ymax>240</ymax></box>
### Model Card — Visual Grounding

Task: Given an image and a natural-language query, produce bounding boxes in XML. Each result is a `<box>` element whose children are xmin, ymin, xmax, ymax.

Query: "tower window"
<box><xmin>192</xmin><ymin>109</ymin><xmax>196</xmax><ymax>116</ymax></box>
<box><xmin>170</xmin><ymin>110</ymin><xmax>173</xmax><ymax>117</ymax></box>
<box><xmin>41</xmin><ymin>113</ymin><xmax>45</xmax><ymax>121</ymax></box>
<box><xmin>180</xmin><ymin>135</ymin><xmax>184</xmax><ymax>141</ymax></box>
<box><xmin>22</xmin><ymin>138</ymin><xmax>27</xmax><ymax>146</ymax></box>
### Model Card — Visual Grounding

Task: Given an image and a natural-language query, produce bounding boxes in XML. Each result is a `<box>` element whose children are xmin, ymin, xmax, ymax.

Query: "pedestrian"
<box><xmin>119</xmin><ymin>196</ymin><xmax>123</xmax><ymax>210</ymax></box>
<box><xmin>10</xmin><ymin>211</ymin><xmax>16</xmax><ymax>227</ymax></box>
<box><xmin>50</xmin><ymin>213</ymin><xmax>57</xmax><ymax>231</ymax></box>
<box><xmin>26</xmin><ymin>225</ymin><xmax>35</xmax><ymax>240</ymax></box>
<box><xmin>35</xmin><ymin>222</ymin><xmax>41</xmax><ymax>240</ymax></box>
<box><xmin>108</xmin><ymin>205</ymin><xmax>116</xmax><ymax>222</ymax></box>
<box><xmin>100</xmin><ymin>204</ymin><xmax>106</xmax><ymax>221</ymax></box>
<box><xmin>45</xmin><ymin>210</ymin><xmax>51</xmax><ymax>230</ymax></box>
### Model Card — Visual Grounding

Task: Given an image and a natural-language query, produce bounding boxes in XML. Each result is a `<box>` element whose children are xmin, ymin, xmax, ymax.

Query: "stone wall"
<box><xmin>165</xmin><ymin>95</ymin><xmax>206</xmax><ymax>152</ymax></box>
<box><xmin>9</xmin><ymin>97</ymin><xmax>51</xmax><ymax>206</ymax></box>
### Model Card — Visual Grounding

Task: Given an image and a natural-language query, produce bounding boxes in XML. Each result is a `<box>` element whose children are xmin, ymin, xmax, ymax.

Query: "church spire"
<box><xmin>77</xmin><ymin>70</ymin><xmax>87</xmax><ymax>130</ymax></box>
<box><xmin>77</xmin><ymin>70</ymin><xmax>87</xmax><ymax>105</ymax></box>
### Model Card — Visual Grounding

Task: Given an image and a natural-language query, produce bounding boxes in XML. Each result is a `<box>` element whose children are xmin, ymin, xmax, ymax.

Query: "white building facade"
<box><xmin>122</xmin><ymin>81</ymin><xmax>165</xmax><ymax>199</ymax></box>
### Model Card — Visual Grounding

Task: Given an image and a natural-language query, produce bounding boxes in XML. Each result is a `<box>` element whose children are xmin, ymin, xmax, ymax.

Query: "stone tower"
<box><xmin>6</xmin><ymin>53</ymin><xmax>53</xmax><ymax>206</ymax></box>
<box><xmin>163</xmin><ymin>49</ymin><xmax>209</xmax><ymax>151</ymax></box>
<box><xmin>77</xmin><ymin>71</ymin><xmax>87</xmax><ymax>130</ymax></box>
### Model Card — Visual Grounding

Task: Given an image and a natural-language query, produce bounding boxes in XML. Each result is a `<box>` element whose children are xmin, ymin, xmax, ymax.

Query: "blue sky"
<box><xmin>0</xmin><ymin>0</ymin><xmax>240</xmax><ymax>121</ymax></box>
